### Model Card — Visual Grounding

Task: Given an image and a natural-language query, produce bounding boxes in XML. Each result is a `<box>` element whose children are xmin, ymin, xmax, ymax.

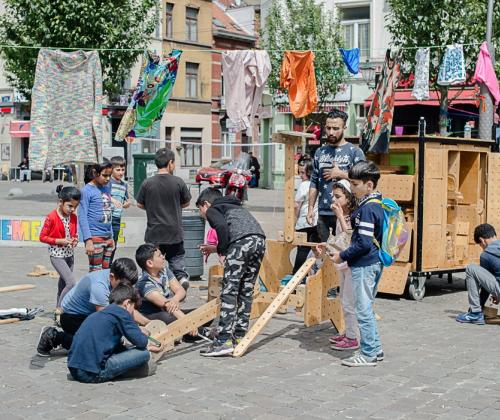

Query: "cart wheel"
<box><xmin>408</xmin><ymin>276</ymin><xmax>426</xmax><ymax>301</ymax></box>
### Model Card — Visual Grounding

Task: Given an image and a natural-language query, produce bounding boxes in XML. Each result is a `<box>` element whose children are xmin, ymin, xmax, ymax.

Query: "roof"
<box><xmin>212</xmin><ymin>2</ymin><xmax>256</xmax><ymax>40</ymax></box>
<box><xmin>364</xmin><ymin>89</ymin><xmax>479</xmax><ymax>108</ymax></box>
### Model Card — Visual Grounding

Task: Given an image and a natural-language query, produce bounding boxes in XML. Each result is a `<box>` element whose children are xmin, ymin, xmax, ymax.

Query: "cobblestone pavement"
<box><xmin>1</xmin><ymin>181</ymin><xmax>500</xmax><ymax>419</ymax></box>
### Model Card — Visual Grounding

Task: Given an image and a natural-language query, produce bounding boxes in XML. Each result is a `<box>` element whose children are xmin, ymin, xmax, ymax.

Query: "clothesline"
<box><xmin>139</xmin><ymin>136</ymin><xmax>283</xmax><ymax>147</ymax></box>
<box><xmin>0</xmin><ymin>41</ymin><xmax>489</xmax><ymax>54</ymax></box>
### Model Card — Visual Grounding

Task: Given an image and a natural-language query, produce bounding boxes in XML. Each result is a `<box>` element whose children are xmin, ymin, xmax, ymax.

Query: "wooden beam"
<box><xmin>233</xmin><ymin>257</ymin><xmax>315</xmax><ymax>357</ymax></box>
<box><xmin>0</xmin><ymin>284</ymin><xmax>36</xmax><ymax>293</ymax></box>
<box><xmin>272</xmin><ymin>131</ymin><xmax>315</xmax><ymax>145</ymax></box>
<box><xmin>0</xmin><ymin>318</ymin><xmax>20</xmax><ymax>325</ymax></box>
<box><xmin>151</xmin><ymin>299</ymin><xmax>220</xmax><ymax>360</ymax></box>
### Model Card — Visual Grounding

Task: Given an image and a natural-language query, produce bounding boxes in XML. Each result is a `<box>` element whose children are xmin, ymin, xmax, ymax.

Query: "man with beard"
<box><xmin>306</xmin><ymin>109</ymin><xmax>365</xmax><ymax>242</ymax></box>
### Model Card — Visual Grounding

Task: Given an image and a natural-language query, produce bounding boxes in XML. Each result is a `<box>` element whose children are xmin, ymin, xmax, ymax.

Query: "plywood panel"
<box><xmin>459</xmin><ymin>152</ymin><xmax>480</xmax><ymax>204</ymax></box>
<box><xmin>378</xmin><ymin>263</ymin><xmax>410</xmax><ymax>295</ymax></box>
<box><xmin>487</xmin><ymin>153</ymin><xmax>500</xmax><ymax>229</ymax></box>
<box><xmin>423</xmin><ymin>178</ymin><xmax>446</xmax><ymax>225</ymax></box>
<box><xmin>424</xmin><ymin>146</ymin><xmax>446</xmax><ymax>178</ymax></box>
<box><xmin>259</xmin><ymin>240</ymin><xmax>293</xmax><ymax>292</ymax></box>
<box><xmin>422</xmin><ymin>224</ymin><xmax>444</xmax><ymax>269</ymax></box>
<box><xmin>378</xmin><ymin>175</ymin><xmax>414</xmax><ymax>202</ymax></box>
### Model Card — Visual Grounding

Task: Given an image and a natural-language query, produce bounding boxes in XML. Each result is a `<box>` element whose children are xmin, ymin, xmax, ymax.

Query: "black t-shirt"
<box><xmin>136</xmin><ymin>173</ymin><xmax>191</xmax><ymax>245</ymax></box>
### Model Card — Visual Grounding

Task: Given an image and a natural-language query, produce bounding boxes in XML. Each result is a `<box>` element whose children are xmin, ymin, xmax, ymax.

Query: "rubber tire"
<box><xmin>408</xmin><ymin>279</ymin><xmax>425</xmax><ymax>301</ymax></box>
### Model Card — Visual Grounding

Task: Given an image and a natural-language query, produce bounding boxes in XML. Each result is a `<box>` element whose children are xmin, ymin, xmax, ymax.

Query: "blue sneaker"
<box><xmin>456</xmin><ymin>311</ymin><xmax>485</xmax><ymax>325</ymax></box>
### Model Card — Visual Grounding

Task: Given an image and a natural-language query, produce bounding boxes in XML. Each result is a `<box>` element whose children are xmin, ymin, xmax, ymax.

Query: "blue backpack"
<box><xmin>368</xmin><ymin>198</ymin><xmax>409</xmax><ymax>267</ymax></box>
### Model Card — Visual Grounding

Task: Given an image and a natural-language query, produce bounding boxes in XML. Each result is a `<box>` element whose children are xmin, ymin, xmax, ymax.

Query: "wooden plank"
<box><xmin>284</xmin><ymin>142</ymin><xmax>296</xmax><ymax>242</ymax></box>
<box><xmin>233</xmin><ymin>258</ymin><xmax>315</xmax><ymax>357</ymax></box>
<box><xmin>272</xmin><ymin>131</ymin><xmax>315</xmax><ymax>145</ymax></box>
<box><xmin>252</xmin><ymin>291</ymin><xmax>304</xmax><ymax>308</ymax></box>
<box><xmin>458</xmin><ymin>152</ymin><xmax>480</xmax><ymax>204</ymax></box>
<box><xmin>152</xmin><ymin>299</ymin><xmax>220</xmax><ymax>360</ymax></box>
<box><xmin>259</xmin><ymin>240</ymin><xmax>293</xmax><ymax>292</ymax></box>
<box><xmin>487</xmin><ymin>152</ymin><xmax>500</xmax><ymax>229</ymax></box>
<box><xmin>0</xmin><ymin>284</ymin><xmax>36</xmax><ymax>293</ymax></box>
<box><xmin>377</xmin><ymin>263</ymin><xmax>411</xmax><ymax>295</ymax></box>
<box><xmin>378</xmin><ymin>175</ymin><xmax>414</xmax><ymax>202</ymax></box>
<box><xmin>0</xmin><ymin>318</ymin><xmax>20</xmax><ymax>325</ymax></box>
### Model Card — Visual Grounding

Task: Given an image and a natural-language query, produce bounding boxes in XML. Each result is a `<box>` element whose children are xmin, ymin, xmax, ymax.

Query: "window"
<box><xmin>164</xmin><ymin>127</ymin><xmax>172</xmax><ymax>150</ymax></box>
<box><xmin>186</xmin><ymin>7</ymin><xmax>198</xmax><ymax>41</ymax></box>
<box><xmin>180</xmin><ymin>128</ymin><xmax>202</xmax><ymax>167</ymax></box>
<box><xmin>185</xmin><ymin>62</ymin><xmax>199</xmax><ymax>98</ymax></box>
<box><xmin>340</xmin><ymin>6</ymin><xmax>370</xmax><ymax>59</ymax></box>
<box><xmin>166</xmin><ymin>3</ymin><xmax>174</xmax><ymax>38</ymax></box>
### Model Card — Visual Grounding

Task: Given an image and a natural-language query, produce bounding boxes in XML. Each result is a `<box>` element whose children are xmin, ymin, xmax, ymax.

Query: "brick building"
<box><xmin>211</xmin><ymin>1</ymin><xmax>257</xmax><ymax>161</ymax></box>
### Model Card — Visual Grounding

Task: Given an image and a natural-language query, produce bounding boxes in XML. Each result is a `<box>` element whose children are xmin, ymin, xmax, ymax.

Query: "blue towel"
<box><xmin>339</xmin><ymin>48</ymin><xmax>360</xmax><ymax>74</ymax></box>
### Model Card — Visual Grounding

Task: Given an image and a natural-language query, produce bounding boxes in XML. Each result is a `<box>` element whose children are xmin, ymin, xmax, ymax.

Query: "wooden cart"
<box><xmin>373</xmin><ymin>120</ymin><xmax>500</xmax><ymax>300</ymax></box>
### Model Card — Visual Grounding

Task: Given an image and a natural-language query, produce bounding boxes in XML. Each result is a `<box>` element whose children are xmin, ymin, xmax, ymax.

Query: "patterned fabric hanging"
<box><xmin>437</xmin><ymin>44</ymin><xmax>466</xmax><ymax>86</ymax></box>
<box><xmin>361</xmin><ymin>49</ymin><xmax>401</xmax><ymax>154</ymax></box>
<box><xmin>30</xmin><ymin>49</ymin><xmax>103</xmax><ymax>170</ymax></box>
<box><xmin>412</xmin><ymin>48</ymin><xmax>430</xmax><ymax>101</ymax></box>
<box><xmin>115</xmin><ymin>49</ymin><xmax>182</xmax><ymax>142</ymax></box>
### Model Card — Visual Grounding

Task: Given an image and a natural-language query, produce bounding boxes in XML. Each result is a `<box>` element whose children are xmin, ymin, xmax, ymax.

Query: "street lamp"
<box><xmin>359</xmin><ymin>60</ymin><xmax>377</xmax><ymax>89</ymax></box>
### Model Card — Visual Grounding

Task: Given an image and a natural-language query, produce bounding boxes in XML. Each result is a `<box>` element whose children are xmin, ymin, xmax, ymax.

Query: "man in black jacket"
<box><xmin>196</xmin><ymin>188</ymin><xmax>266</xmax><ymax>356</ymax></box>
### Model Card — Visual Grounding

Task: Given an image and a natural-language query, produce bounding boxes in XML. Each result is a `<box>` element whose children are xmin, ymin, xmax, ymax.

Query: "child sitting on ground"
<box><xmin>39</xmin><ymin>185</ymin><xmax>81</xmax><ymax>310</ymax></box>
<box><xmin>67</xmin><ymin>283</ymin><xmax>162</xmax><ymax>383</ymax></box>
<box><xmin>320</xmin><ymin>180</ymin><xmax>358</xmax><ymax>351</ymax></box>
<box><xmin>135</xmin><ymin>243</ymin><xmax>201</xmax><ymax>340</ymax></box>
<box><xmin>197</xmin><ymin>187</ymin><xmax>266</xmax><ymax>357</ymax></box>
<box><xmin>329</xmin><ymin>161</ymin><xmax>385</xmax><ymax>367</ymax></box>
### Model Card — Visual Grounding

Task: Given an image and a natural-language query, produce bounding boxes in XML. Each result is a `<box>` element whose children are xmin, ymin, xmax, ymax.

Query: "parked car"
<box><xmin>195</xmin><ymin>156</ymin><xmax>252</xmax><ymax>189</ymax></box>
<box><xmin>195</xmin><ymin>158</ymin><xmax>235</xmax><ymax>187</ymax></box>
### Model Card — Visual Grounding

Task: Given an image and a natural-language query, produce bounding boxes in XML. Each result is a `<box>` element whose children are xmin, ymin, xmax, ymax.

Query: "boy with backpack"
<box><xmin>330</xmin><ymin>161</ymin><xmax>385</xmax><ymax>367</ymax></box>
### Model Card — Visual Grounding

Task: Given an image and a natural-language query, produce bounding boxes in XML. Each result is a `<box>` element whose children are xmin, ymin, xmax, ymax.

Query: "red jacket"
<box><xmin>39</xmin><ymin>210</ymin><xmax>78</xmax><ymax>245</ymax></box>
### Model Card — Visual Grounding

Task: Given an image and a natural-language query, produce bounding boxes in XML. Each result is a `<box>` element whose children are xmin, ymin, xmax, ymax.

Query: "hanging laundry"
<box><xmin>411</xmin><ymin>48</ymin><xmax>430</xmax><ymax>101</ymax></box>
<box><xmin>437</xmin><ymin>44</ymin><xmax>466</xmax><ymax>86</ymax></box>
<box><xmin>280</xmin><ymin>51</ymin><xmax>318</xmax><ymax>118</ymax></box>
<box><xmin>222</xmin><ymin>50</ymin><xmax>271</xmax><ymax>134</ymax></box>
<box><xmin>115</xmin><ymin>49</ymin><xmax>182</xmax><ymax>142</ymax></box>
<box><xmin>30</xmin><ymin>49</ymin><xmax>103</xmax><ymax>171</ymax></box>
<box><xmin>361</xmin><ymin>49</ymin><xmax>401</xmax><ymax>154</ymax></box>
<box><xmin>339</xmin><ymin>48</ymin><xmax>360</xmax><ymax>75</ymax></box>
<box><xmin>473</xmin><ymin>41</ymin><xmax>500</xmax><ymax>105</ymax></box>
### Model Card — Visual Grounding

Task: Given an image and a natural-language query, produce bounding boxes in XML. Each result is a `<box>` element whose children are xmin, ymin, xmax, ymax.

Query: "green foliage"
<box><xmin>0</xmin><ymin>0</ymin><xmax>159</xmax><ymax>98</ymax></box>
<box><xmin>262</xmin><ymin>0</ymin><xmax>345</xmax><ymax>107</ymax></box>
<box><xmin>387</xmin><ymin>0</ymin><xmax>500</xmax><ymax>86</ymax></box>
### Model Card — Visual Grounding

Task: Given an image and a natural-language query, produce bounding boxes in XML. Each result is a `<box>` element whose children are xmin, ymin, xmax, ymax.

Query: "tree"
<box><xmin>386</xmin><ymin>0</ymin><xmax>500</xmax><ymax>135</ymax></box>
<box><xmin>0</xmin><ymin>0</ymin><xmax>159</xmax><ymax>98</ymax></box>
<box><xmin>262</xmin><ymin>0</ymin><xmax>345</xmax><ymax>112</ymax></box>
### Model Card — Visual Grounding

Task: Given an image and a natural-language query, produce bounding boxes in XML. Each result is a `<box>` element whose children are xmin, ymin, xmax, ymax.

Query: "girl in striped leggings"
<box><xmin>79</xmin><ymin>160</ymin><xmax>115</xmax><ymax>272</ymax></box>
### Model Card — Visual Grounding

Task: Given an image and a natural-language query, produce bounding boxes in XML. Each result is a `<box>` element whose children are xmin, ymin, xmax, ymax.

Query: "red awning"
<box><xmin>363</xmin><ymin>89</ymin><xmax>478</xmax><ymax>108</ymax></box>
<box><xmin>10</xmin><ymin>120</ymin><xmax>30</xmax><ymax>137</ymax></box>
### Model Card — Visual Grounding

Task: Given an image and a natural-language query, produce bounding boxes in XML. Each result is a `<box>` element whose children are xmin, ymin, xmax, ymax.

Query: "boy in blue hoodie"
<box><xmin>68</xmin><ymin>283</ymin><xmax>162</xmax><ymax>383</ymax></box>
<box><xmin>457</xmin><ymin>224</ymin><xmax>500</xmax><ymax>325</ymax></box>
<box><xmin>330</xmin><ymin>161</ymin><xmax>384</xmax><ymax>367</ymax></box>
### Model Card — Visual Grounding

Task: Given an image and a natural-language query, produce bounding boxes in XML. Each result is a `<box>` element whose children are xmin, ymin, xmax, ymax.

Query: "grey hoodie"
<box><xmin>206</xmin><ymin>196</ymin><xmax>265</xmax><ymax>256</ymax></box>
<box><xmin>480</xmin><ymin>240</ymin><xmax>500</xmax><ymax>282</ymax></box>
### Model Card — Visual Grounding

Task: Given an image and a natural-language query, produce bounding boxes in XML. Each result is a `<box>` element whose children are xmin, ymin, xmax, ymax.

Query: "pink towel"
<box><xmin>473</xmin><ymin>42</ymin><xmax>500</xmax><ymax>105</ymax></box>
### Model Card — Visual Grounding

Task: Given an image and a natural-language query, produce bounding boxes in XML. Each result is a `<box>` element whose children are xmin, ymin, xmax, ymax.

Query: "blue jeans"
<box><xmin>69</xmin><ymin>348</ymin><xmax>150</xmax><ymax>383</ymax></box>
<box><xmin>351</xmin><ymin>263</ymin><xmax>383</xmax><ymax>358</ymax></box>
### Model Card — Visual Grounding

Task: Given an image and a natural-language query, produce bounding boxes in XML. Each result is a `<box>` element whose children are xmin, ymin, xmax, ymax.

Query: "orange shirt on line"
<box><xmin>280</xmin><ymin>51</ymin><xmax>318</xmax><ymax>118</ymax></box>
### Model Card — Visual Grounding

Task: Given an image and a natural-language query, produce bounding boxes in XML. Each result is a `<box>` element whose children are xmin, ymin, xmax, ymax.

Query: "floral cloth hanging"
<box><xmin>412</xmin><ymin>48</ymin><xmax>430</xmax><ymax>101</ymax></box>
<box><xmin>115</xmin><ymin>49</ymin><xmax>182</xmax><ymax>142</ymax></box>
<box><xmin>473</xmin><ymin>41</ymin><xmax>500</xmax><ymax>105</ymax></box>
<box><xmin>361</xmin><ymin>49</ymin><xmax>401</xmax><ymax>154</ymax></box>
<box><xmin>437</xmin><ymin>44</ymin><xmax>466</xmax><ymax>86</ymax></box>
